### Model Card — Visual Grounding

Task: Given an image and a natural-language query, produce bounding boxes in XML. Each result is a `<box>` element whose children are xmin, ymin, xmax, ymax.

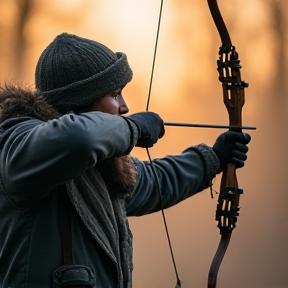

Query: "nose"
<box><xmin>119</xmin><ymin>96</ymin><xmax>129</xmax><ymax>115</ymax></box>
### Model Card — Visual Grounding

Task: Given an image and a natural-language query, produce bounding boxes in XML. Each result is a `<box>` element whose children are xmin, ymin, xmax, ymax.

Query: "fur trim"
<box><xmin>0</xmin><ymin>83</ymin><xmax>61</xmax><ymax>123</ymax></box>
<box><xmin>97</xmin><ymin>156</ymin><xmax>137</xmax><ymax>198</ymax></box>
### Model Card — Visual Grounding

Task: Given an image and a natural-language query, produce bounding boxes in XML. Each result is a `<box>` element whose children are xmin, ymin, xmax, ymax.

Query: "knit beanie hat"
<box><xmin>35</xmin><ymin>33</ymin><xmax>133</xmax><ymax>112</ymax></box>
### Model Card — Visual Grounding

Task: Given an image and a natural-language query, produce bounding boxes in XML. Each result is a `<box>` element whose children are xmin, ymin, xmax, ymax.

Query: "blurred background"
<box><xmin>0</xmin><ymin>0</ymin><xmax>287</xmax><ymax>287</ymax></box>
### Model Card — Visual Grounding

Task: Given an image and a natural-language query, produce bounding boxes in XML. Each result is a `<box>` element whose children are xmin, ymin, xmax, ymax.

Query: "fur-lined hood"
<box><xmin>0</xmin><ymin>84</ymin><xmax>61</xmax><ymax>123</ymax></box>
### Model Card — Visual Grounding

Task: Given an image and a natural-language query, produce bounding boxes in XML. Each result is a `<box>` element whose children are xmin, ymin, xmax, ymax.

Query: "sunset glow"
<box><xmin>0</xmin><ymin>1</ymin><xmax>287</xmax><ymax>287</ymax></box>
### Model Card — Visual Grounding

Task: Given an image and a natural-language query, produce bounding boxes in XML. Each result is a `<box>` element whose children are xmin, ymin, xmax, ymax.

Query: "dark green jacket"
<box><xmin>0</xmin><ymin>113</ymin><xmax>219</xmax><ymax>288</ymax></box>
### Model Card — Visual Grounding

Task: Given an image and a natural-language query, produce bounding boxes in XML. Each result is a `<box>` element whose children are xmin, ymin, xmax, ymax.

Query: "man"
<box><xmin>0</xmin><ymin>33</ymin><xmax>251</xmax><ymax>288</ymax></box>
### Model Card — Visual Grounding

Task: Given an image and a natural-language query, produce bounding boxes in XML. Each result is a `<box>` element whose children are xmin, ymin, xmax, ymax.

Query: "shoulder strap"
<box><xmin>61</xmin><ymin>186</ymin><xmax>74</xmax><ymax>265</ymax></box>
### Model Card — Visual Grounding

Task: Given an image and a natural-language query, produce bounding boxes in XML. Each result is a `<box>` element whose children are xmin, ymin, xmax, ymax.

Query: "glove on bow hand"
<box><xmin>127</xmin><ymin>112</ymin><xmax>165</xmax><ymax>148</ymax></box>
<box><xmin>212</xmin><ymin>131</ymin><xmax>251</xmax><ymax>171</ymax></box>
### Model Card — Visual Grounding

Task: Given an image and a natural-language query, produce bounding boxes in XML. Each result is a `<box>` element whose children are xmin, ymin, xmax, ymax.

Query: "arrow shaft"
<box><xmin>164</xmin><ymin>122</ymin><xmax>256</xmax><ymax>130</ymax></box>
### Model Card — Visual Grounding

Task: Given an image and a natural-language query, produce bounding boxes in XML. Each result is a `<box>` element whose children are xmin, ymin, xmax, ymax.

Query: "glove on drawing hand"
<box><xmin>212</xmin><ymin>131</ymin><xmax>251</xmax><ymax>170</ymax></box>
<box><xmin>127</xmin><ymin>112</ymin><xmax>165</xmax><ymax>148</ymax></box>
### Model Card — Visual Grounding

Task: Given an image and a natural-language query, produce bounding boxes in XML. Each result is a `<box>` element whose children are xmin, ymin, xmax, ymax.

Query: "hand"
<box><xmin>127</xmin><ymin>112</ymin><xmax>165</xmax><ymax>148</ymax></box>
<box><xmin>212</xmin><ymin>131</ymin><xmax>251</xmax><ymax>170</ymax></box>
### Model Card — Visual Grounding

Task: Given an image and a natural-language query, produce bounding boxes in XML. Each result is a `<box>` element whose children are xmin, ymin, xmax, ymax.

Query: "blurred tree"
<box><xmin>0</xmin><ymin>0</ymin><xmax>94</xmax><ymax>82</ymax></box>
<box><xmin>0</xmin><ymin>0</ymin><xmax>35</xmax><ymax>81</ymax></box>
<box><xmin>14</xmin><ymin>0</ymin><xmax>35</xmax><ymax>78</ymax></box>
<box><xmin>267</xmin><ymin>0</ymin><xmax>288</xmax><ymax>95</ymax></box>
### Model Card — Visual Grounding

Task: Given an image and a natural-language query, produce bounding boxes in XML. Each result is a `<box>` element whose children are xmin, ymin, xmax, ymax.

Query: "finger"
<box><xmin>224</xmin><ymin>131</ymin><xmax>251</xmax><ymax>144</ymax></box>
<box><xmin>241</xmin><ymin>133</ymin><xmax>251</xmax><ymax>144</ymax></box>
<box><xmin>137</xmin><ymin>142</ymin><xmax>153</xmax><ymax>148</ymax></box>
<box><xmin>232</xmin><ymin>150</ymin><xmax>248</xmax><ymax>162</ymax></box>
<box><xmin>159</xmin><ymin>125</ymin><xmax>165</xmax><ymax>138</ymax></box>
<box><xmin>235</xmin><ymin>142</ymin><xmax>249</xmax><ymax>153</ymax></box>
<box><xmin>142</xmin><ymin>138</ymin><xmax>155</xmax><ymax>148</ymax></box>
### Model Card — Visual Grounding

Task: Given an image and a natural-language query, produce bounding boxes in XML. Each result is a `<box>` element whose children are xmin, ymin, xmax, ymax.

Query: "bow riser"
<box><xmin>223</xmin><ymin>87</ymin><xmax>245</xmax><ymax>128</ymax></box>
<box><xmin>217</xmin><ymin>42</ymin><xmax>247</xmax><ymax>231</ymax></box>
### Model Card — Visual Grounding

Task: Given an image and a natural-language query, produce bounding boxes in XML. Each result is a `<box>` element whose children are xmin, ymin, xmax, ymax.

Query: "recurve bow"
<box><xmin>206</xmin><ymin>1</ymin><xmax>249</xmax><ymax>288</ymax></box>
<box><xmin>146</xmin><ymin>1</ymin><xmax>250</xmax><ymax>287</ymax></box>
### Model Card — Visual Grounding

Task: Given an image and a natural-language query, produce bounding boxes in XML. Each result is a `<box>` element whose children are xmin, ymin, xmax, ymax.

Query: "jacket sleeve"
<box><xmin>0</xmin><ymin>112</ymin><xmax>138</xmax><ymax>202</ymax></box>
<box><xmin>125</xmin><ymin>144</ymin><xmax>220</xmax><ymax>216</ymax></box>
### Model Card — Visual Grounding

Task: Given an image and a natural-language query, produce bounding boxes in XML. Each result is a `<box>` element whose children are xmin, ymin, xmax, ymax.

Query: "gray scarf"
<box><xmin>66</xmin><ymin>155</ymin><xmax>137</xmax><ymax>284</ymax></box>
<box><xmin>66</xmin><ymin>167</ymin><xmax>127</xmax><ymax>283</ymax></box>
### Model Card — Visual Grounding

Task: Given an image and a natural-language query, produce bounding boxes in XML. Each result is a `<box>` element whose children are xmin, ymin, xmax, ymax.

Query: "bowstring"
<box><xmin>145</xmin><ymin>1</ymin><xmax>181</xmax><ymax>287</ymax></box>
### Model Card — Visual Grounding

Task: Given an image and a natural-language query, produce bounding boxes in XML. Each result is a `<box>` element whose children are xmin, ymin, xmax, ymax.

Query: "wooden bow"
<box><xmin>146</xmin><ymin>1</ymin><xmax>250</xmax><ymax>287</ymax></box>
<box><xmin>206</xmin><ymin>1</ymin><xmax>249</xmax><ymax>287</ymax></box>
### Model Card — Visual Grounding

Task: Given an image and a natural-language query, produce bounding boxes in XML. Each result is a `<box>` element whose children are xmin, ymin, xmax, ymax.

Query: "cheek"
<box><xmin>94</xmin><ymin>98</ymin><xmax>119</xmax><ymax>114</ymax></box>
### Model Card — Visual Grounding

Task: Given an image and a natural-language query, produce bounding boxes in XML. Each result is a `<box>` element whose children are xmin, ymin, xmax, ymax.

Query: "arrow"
<box><xmin>164</xmin><ymin>122</ymin><xmax>256</xmax><ymax>130</ymax></box>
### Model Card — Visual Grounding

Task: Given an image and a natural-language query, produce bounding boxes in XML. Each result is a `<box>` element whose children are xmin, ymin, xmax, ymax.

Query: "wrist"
<box><xmin>121</xmin><ymin>117</ymin><xmax>139</xmax><ymax>153</ymax></box>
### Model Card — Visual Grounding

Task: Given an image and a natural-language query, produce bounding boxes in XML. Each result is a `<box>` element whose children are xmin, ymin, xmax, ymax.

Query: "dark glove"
<box><xmin>212</xmin><ymin>131</ymin><xmax>251</xmax><ymax>170</ymax></box>
<box><xmin>127</xmin><ymin>112</ymin><xmax>165</xmax><ymax>148</ymax></box>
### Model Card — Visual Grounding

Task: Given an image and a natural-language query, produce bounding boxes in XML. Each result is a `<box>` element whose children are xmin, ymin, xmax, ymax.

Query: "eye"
<box><xmin>113</xmin><ymin>91</ymin><xmax>121</xmax><ymax>99</ymax></box>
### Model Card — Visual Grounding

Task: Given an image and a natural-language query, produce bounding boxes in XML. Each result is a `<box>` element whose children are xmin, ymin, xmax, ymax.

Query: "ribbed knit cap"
<box><xmin>35</xmin><ymin>33</ymin><xmax>133</xmax><ymax>112</ymax></box>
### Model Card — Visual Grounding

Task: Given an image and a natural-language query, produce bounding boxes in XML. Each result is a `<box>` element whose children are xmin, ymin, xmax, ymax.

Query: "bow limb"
<box><xmin>207</xmin><ymin>1</ymin><xmax>248</xmax><ymax>288</ymax></box>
